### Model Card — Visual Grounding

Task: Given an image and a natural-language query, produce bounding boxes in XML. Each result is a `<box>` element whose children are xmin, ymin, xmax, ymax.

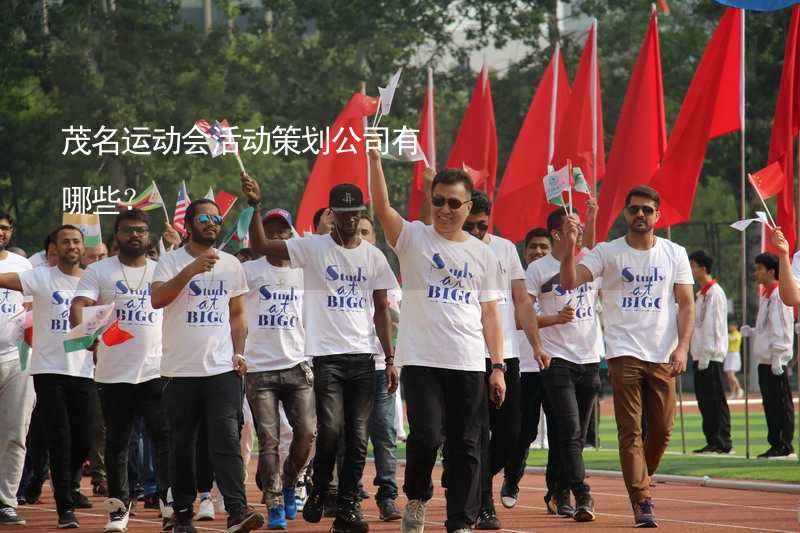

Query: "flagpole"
<box><xmin>590</xmin><ymin>17</ymin><xmax>598</xmax><ymax>196</ymax></box>
<box><xmin>427</xmin><ymin>67</ymin><xmax>437</xmax><ymax>170</ymax></box>
<box><xmin>548</xmin><ymin>44</ymin><xmax>560</xmax><ymax>166</ymax></box>
<box><xmin>739</xmin><ymin>8</ymin><xmax>750</xmax><ymax>459</ymax></box>
<box><xmin>361</xmin><ymin>81</ymin><xmax>374</xmax><ymax>219</ymax></box>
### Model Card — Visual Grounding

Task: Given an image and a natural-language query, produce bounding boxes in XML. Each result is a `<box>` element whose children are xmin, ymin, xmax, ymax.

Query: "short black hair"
<box><xmin>755</xmin><ymin>252</ymin><xmax>780</xmax><ymax>280</ymax></box>
<box><xmin>546</xmin><ymin>207</ymin><xmax>569</xmax><ymax>236</ymax></box>
<box><xmin>51</xmin><ymin>224</ymin><xmax>84</xmax><ymax>243</ymax></box>
<box><xmin>0</xmin><ymin>210</ymin><xmax>12</xmax><ymax>226</ymax></box>
<box><xmin>43</xmin><ymin>233</ymin><xmax>53</xmax><ymax>251</ymax></box>
<box><xmin>524</xmin><ymin>227</ymin><xmax>549</xmax><ymax>247</ymax></box>
<box><xmin>114</xmin><ymin>208</ymin><xmax>150</xmax><ymax>234</ymax></box>
<box><xmin>185</xmin><ymin>199</ymin><xmax>220</xmax><ymax>232</ymax></box>
<box><xmin>431</xmin><ymin>168</ymin><xmax>474</xmax><ymax>196</ymax></box>
<box><xmin>625</xmin><ymin>185</ymin><xmax>660</xmax><ymax>209</ymax></box>
<box><xmin>313</xmin><ymin>207</ymin><xmax>327</xmax><ymax>231</ymax></box>
<box><xmin>689</xmin><ymin>250</ymin><xmax>713</xmax><ymax>274</ymax></box>
<box><xmin>469</xmin><ymin>191</ymin><xmax>492</xmax><ymax>216</ymax></box>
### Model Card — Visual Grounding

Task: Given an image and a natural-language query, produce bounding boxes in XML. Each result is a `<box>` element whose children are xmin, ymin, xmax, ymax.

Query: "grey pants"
<box><xmin>0</xmin><ymin>359</ymin><xmax>35</xmax><ymax>508</ymax></box>
<box><xmin>246</xmin><ymin>363</ymin><xmax>316</xmax><ymax>505</ymax></box>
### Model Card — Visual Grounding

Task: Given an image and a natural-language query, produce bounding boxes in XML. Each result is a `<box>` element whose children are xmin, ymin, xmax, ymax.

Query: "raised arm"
<box><xmin>418</xmin><ymin>167</ymin><xmax>435</xmax><ymax>225</ymax></box>
<box><xmin>512</xmin><ymin>279</ymin><xmax>550</xmax><ymax>369</ymax></box>
<box><xmin>772</xmin><ymin>228</ymin><xmax>800</xmax><ymax>305</ymax></box>
<box><xmin>367</xmin><ymin>148</ymin><xmax>405</xmax><ymax>248</ymax></box>
<box><xmin>671</xmin><ymin>283</ymin><xmax>695</xmax><ymax>376</ymax></box>
<box><xmin>240</xmin><ymin>172</ymin><xmax>290</xmax><ymax>260</ymax></box>
<box><xmin>560</xmin><ymin>215</ymin><xmax>594</xmax><ymax>290</ymax></box>
<box><xmin>0</xmin><ymin>272</ymin><xmax>22</xmax><ymax>293</ymax></box>
<box><xmin>583</xmin><ymin>196</ymin><xmax>597</xmax><ymax>250</ymax></box>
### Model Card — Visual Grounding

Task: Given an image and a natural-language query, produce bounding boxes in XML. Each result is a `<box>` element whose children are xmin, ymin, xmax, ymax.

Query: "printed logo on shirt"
<box><xmin>186</xmin><ymin>280</ymin><xmax>228</xmax><ymax>325</ymax></box>
<box><xmin>544</xmin><ymin>274</ymin><xmax>595</xmax><ymax>320</ymax></box>
<box><xmin>50</xmin><ymin>291</ymin><xmax>72</xmax><ymax>332</ymax></box>
<box><xmin>427</xmin><ymin>253</ymin><xmax>474</xmax><ymax>305</ymax></box>
<box><xmin>0</xmin><ymin>288</ymin><xmax>20</xmax><ymax>315</ymax></box>
<box><xmin>114</xmin><ymin>280</ymin><xmax>158</xmax><ymax>324</ymax></box>
<box><xmin>325</xmin><ymin>265</ymin><xmax>368</xmax><ymax>312</ymax></box>
<box><xmin>619</xmin><ymin>266</ymin><xmax>665</xmax><ymax>311</ymax></box>
<box><xmin>257</xmin><ymin>283</ymin><xmax>300</xmax><ymax>328</ymax></box>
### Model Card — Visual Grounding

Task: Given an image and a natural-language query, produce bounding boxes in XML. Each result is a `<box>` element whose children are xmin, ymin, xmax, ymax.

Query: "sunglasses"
<box><xmin>197</xmin><ymin>214</ymin><xmax>223</xmax><ymax>225</ymax></box>
<box><xmin>432</xmin><ymin>195</ymin><xmax>471</xmax><ymax>210</ymax></box>
<box><xmin>119</xmin><ymin>226</ymin><xmax>149</xmax><ymax>235</ymax></box>
<box><xmin>463</xmin><ymin>221</ymin><xmax>489</xmax><ymax>232</ymax></box>
<box><xmin>626</xmin><ymin>205</ymin><xmax>656</xmax><ymax>216</ymax></box>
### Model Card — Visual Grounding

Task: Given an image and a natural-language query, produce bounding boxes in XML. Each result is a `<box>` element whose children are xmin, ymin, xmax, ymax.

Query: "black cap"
<box><xmin>329</xmin><ymin>183</ymin><xmax>365</xmax><ymax>212</ymax></box>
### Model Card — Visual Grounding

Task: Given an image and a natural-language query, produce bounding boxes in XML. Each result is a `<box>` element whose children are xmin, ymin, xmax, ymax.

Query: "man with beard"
<box><xmin>241</xmin><ymin>175</ymin><xmax>396</xmax><ymax>533</ymax></box>
<box><xmin>559</xmin><ymin>185</ymin><xmax>694</xmax><ymax>528</ymax></box>
<box><xmin>70</xmin><ymin>209</ymin><xmax>171</xmax><ymax>532</ymax></box>
<box><xmin>0</xmin><ymin>225</ymin><xmax>95</xmax><ymax>529</ymax></box>
<box><xmin>151</xmin><ymin>199</ymin><xmax>264</xmax><ymax>533</ymax></box>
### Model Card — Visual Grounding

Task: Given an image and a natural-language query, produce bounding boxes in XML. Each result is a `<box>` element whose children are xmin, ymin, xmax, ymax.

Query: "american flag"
<box><xmin>173</xmin><ymin>180</ymin><xmax>191</xmax><ymax>236</ymax></box>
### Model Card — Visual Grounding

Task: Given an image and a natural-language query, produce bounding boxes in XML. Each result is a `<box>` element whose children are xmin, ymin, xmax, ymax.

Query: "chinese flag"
<box><xmin>214</xmin><ymin>190</ymin><xmax>238</xmax><ymax>220</ymax></box>
<box><xmin>296</xmin><ymin>93</ymin><xmax>379</xmax><ymax>231</ymax></box>
<box><xmin>650</xmin><ymin>8</ymin><xmax>743</xmax><ymax>228</ymax></box>
<box><xmin>596</xmin><ymin>9</ymin><xmax>667</xmax><ymax>242</ymax></box>
<box><xmin>494</xmin><ymin>47</ymin><xmax>571</xmax><ymax>242</ymax></box>
<box><xmin>749</xmin><ymin>162</ymin><xmax>787</xmax><ymax>200</ymax></box>
<box><xmin>407</xmin><ymin>68</ymin><xmax>437</xmax><ymax>221</ymax></box>
<box><xmin>446</xmin><ymin>66</ymin><xmax>498</xmax><ymax>198</ymax></box>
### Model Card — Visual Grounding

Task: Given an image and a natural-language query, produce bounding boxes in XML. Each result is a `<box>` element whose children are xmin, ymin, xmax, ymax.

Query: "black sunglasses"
<box><xmin>432</xmin><ymin>195</ymin><xmax>471</xmax><ymax>210</ymax></box>
<box><xmin>626</xmin><ymin>205</ymin><xmax>656</xmax><ymax>216</ymax></box>
<box><xmin>463</xmin><ymin>221</ymin><xmax>489</xmax><ymax>232</ymax></box>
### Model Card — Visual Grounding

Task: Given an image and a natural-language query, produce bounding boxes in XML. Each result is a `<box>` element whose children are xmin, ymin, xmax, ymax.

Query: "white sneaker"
<box><xmin>401</xmin><ymin>499</ymin><xmax>426</xmax><ymax>533</ymax></box>
<box><xmin>159</xmin><ymin>498</ymin><xmax>173</xmax><ymax>520</ymax></box>
<box><xmin>103</xmin><ymin>498</ymin><xmax>129</xmax><ymax>532</ymax></box>
<box><xmin>215</xmin><ymin>494</ymin><xmax>226</xmax><ymax>514</ymax></box>
<box><xmin>195</xmin><ymin>496</ymin><xmax>215</xmax><ymax>521</ymax></box>
<box><xmin>295</xmin><ymin>482</ymin><xmax>307</xmax><ymax>511</ymax></box>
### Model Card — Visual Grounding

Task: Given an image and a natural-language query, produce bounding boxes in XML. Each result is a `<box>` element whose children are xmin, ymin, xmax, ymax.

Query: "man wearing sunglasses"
<box><xmin>241</xmin><ymin>175</ymin><xmax>397</xmax><ymax>533</ymax></box>
<box><xmin>151</xmin><ymin>199</ymin><xmax>264</xmax><ymax>533</ymax></box>
<box><xmin>367</xmin><ymin>149</ymin><xmax>506</xmax><ymax>533</ymax></box>
<box><xmin>460</xmin><ymin>192</ymin><xmax>548</xmax><ymax>530</ymax></box>
<box><xmin>559</xmin><ymin>185</ymin><xmax>694</xmax><ymax>528</ymax></box>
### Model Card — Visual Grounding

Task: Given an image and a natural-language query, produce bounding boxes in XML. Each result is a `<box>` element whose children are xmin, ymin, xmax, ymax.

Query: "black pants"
<box><xmin>98</xmin><ymin>378</ymin><xmax>170</xmax><ymax>506</ymax></box>
<box><xmin>196</xmin><ymin>418</ymin><xmax>215</xmax><ymax>493</ymax></box>
<box><xmin>543</xmin><ymin>359</ymin><xmax>600</xmax><ymax>496</ymax></box>
<box><xmin>311</xmin><ymin>354</ymin><xmax>374</xmax><ymax>507</ymax></box>
<box><xmin>403</xmin><ymin>366</ymin><xmax>485</xmax><ymax>532</ymax></box>
<box><xmin>32</xmin><ymin>374</ymin><xmax>96</xmax><ymax>515</ymax></box>
<box><xmin>693</xmin><ymin>361</ymin><xmax>732</xmax><ymax>450</ymax></box>
<box><xmin>17</xmin><ymin>400</ymin><xmax>50</xmax><ymax>502</ymax></box>
<box><xmin>504</xmin><ymin>372</ymin><xmax>545</xmax><ymax>486</ymax></box>
<box><xmin>480</xmin><ymin>358</ymin><xmax>520</xmax><ymax>507</ymax></box>
<box><xmin>758</xmin><ymin>364</ymin><xmax>795</xmax><ymax>452</ymax></box>
<box><xmin>164</xmin><ymin>371</ymin><xmax>247</xmax><ymax>517</ymax></box>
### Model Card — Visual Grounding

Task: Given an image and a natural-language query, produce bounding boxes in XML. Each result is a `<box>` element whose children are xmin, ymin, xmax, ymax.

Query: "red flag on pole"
<box><xmin>494</xmin><ymin>47</ymin><xmax>571</xmax><ymax>242</ymax></box>
<box><xmin>214</xmin><ymin>190</ymin><xmax>238</xmax><ymax>220</ymax></box>
<box><xmin>407</xmin><ymin>68</ymin><xmax>437</xmax><ymax>220</ymax></box>
<box><xmin>650</xmin><ymin>8</ymin><xmax>743</xmax><ymax>228</ymax></box>
<box><xmin>446</xmin><ymin>66</ymin><xmax>498</xmax><ymax>198</ymax></box>
<box><xmin>596</xmin><ymin>9</ymin><xmax>667</xmax><ymax>242</ymax></box>
<box><xmin>295</xmin><ymin>93</ymin><xmax>379</xmax><ymax>231</ymax></box>
<box><xmin>749</xmin><ymin>161</ymin><xmax>787</xmax><ymax>200</ymax></box>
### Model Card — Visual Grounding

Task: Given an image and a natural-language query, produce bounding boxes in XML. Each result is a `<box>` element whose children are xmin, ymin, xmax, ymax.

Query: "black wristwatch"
<box><xmin>491</xmin><ymin>362</ymin><xmax>507</xmax><ymax>373</ymax></box>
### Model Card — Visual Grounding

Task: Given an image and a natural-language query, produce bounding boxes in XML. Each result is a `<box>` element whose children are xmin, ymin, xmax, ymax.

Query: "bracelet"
<box><xmin>247</xmin><ymin>199</ymin><xmax>261</xmax><ymax>208</ymax></box>
<box><xmin>385</xmin><ymin>356</ymin><xmax>395</xmax><ymax>366</ymax></box>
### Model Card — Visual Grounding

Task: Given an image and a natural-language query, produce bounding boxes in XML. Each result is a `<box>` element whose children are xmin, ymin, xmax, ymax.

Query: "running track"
<box><xmin>18</xmin><ymin>464</ymin><xmax>800</xmax><ymax>532</ymax></box>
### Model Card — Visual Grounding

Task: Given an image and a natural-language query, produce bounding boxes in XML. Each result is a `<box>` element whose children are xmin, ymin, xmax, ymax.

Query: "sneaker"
<box><xmin>160</xmin><ymin>499</ymin><xmax>174</xmax><ymax>521</ymax></box>
<box><xmin>0</xmin><ymin>504</ymin><xmax>25</xmax><ymax>525</ymax></box>
<box><xmin>282</xmin><ymin>487</ymin><xmax>297</xmax><ymax>520</ymax></box>
<box><xmin>194</xmin><ymin>496</ymin><xmax>214</xmax><ymax>521</ymax></box>
<box><xmin>267</xmin><ymin>504</ymin><xmax>287</xmax><ymax>530</ymax></box>
<box><xmin>573</xmin><ymin>492</ymin><xmax>596</xmax><ymax>522</ymax></box>
<box><xmin>757</xmin><ymin>447</ymin><xmax>784</xmax><ymax>458</ymax></box>
<box><xmin>475</xmin><ymin>503</ymin><xmax>501</xmax><ymax>530</ymax></box>
<box><xmin>716</xmin><ymin>447</ymin><xmax>735</xmax><ymax>455</ymax></box>
<box><xmin>104</xmin><ymin>507</ymin><xmax>130</xmax><ymax>532</ymax></box>
<box><xmin>377</xmin><ymin>499</ymin><xmax>401</xmax><ymax>521</ymax></box>
<box><xmin>330</xmin><ymin>501</ymin><xmax>368</xmax><ymax>533</ymax></box>
<box><xmin>544</xmin><ymin>493</ymin><xmax>557</xmax><ymax>515</ymax></box>
<box><xmin>323</xmin><ymin>492</ymin><xmax>338</xmax><ymax>518</ymax></box>
<box><xmin>57</xmin><ymin>510</ymin><xmax>80</xmax><ymax>529</ymax></box>
<box><xmin>93</xmin><ymin>479</ymin><xmax>109</xmax><ymax>497</ymax></box>
<box><xmin>500</xmin><ymin>479</ymin><xmax>518</xmax><ymax>509</ymax></box>
<box><xmin>173</xmin><ymin>508</ymin><xmax>195</xmax><ymax>533</ymax></box>
<box><xmin>633</xmin><ymin>498</ymin><xmax>657</xmax><ymax>528</ymax></box>
<box><xmin>226</xmin><ymin>507</ymin><xmax>265</xmax><ymax>533</ymax></box>
<box><xmin>72</xmin><ymin>491</ymin><xmax>93</xmax><ymax>509</ymax></box>
<box><xmin>555</xmin><ymin>490</ymin><xmax>575</xmax><ymax>518</ymax></box>
<box><xmin>453</xmin><ymin>530</ymin><xmax>473</xmax><ymax>533</ymax></box>
<box><xmin>294</xmin><ymin>480</ymin><xmax>307</xmax><ymax>511</ymax></box>
<box><xmin>301</xmin><ymin>490</ymin><xmax>324</xmax><ymax>523</ymax></box>
<box><xmin>24</xmin><ymin>484</ymin><xmax>42</xmax><ymax>505</ymax></box>
<box><xmin>692</xmin><ymin>444</ymin><xmax>718</xmax><ymax>454</ymax></box>
<box><xmin>401</xmin><ymin>499</ymin><xmax>426</xmax><ymax>533</ymax></box>
<box><xmin>161</xmin><ymin>515</ymin><xmax>174</xmax><ymax>531</ymax></box>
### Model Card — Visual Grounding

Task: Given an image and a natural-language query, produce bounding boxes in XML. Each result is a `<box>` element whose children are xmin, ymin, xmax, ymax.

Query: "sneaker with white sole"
<box><xmin>103</xmin><ymin>498</ymin><xmax>130</xmax><ymax>532</ymax></box>
<box><xmin>401</xmin><ymin>499</ymin><xmax>426</xmax><ymax>533</ymax></box>
<box><xmin>195</xmin><ymin>496</ymin><xmax>215</xmax><ymax>521</ymax></box>
<box><xmin>0</xmin><ymin>504</ymin><xmax>25</xmax><ymax>526</ymax></box>
<box><xmin>499</xmin><ymin>479</ymin><xmax>518</xmax><ymax>509</ymax></box>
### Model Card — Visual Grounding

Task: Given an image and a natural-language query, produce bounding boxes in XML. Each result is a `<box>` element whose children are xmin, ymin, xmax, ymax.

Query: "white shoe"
<box><xmin>195</xmin><ymin>496</ymin><xmax>215</xmax><ymax>521</ymax></box>
<box><xmin>401</xmin><ymin>499</ymin><xmax>426</xmax><ymax>533</ymax></box>
<box><xmin>215</xmin><ymin>494</ymin><xmax>226</xmax><ymax>514</ymax></box>
<box><xmin>159</xmin><ymin>499</ymin><xmax>173</xmax><ymax>520</ymax></box>
<box><xmin>295</xmin><ymin>482</ymin><xmax>307</xmax><ymax>511</ymax></box>
<box><xmin>103</xmin><ymin>498</ymin><xmax>129</xmax><ymax>532</ymax></box>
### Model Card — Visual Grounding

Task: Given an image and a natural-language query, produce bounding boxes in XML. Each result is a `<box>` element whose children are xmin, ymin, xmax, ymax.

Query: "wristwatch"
<box><xmin>491</xmin><ymin>362</ymin><xmax>507</xmax><ymax>373</ymax></box>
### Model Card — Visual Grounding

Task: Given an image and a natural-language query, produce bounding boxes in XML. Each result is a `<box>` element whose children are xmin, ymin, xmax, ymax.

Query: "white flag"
<box><xmin>67</xmin><ymin>303</ymin><xmax>115</xmax><ymax>341</ymax></box>
<box><xmin>378</xmin><ymin>68</ymin><xmax>403</xmax><ymax>116</ymax></box>
<box><xmin>205</xmin><ymin>187</ymin><xmax>215</xmax><ymax>201</ymax></box>
<box><xmin>381</xmin><ymin>127</ymin><xmax>428</xmax><ymax>164</ymax></box>
<box><xmin>543</xmin><ymin>164</ymin><xmax>571</xmax><ymax>204</ymax></box>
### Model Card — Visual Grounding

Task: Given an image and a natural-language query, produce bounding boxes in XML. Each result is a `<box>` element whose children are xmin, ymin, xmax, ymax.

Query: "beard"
<box><xmin>118</xmin><ymin>243</ymin><xmax>146</xmax><ymax>258</ymax></box>
<box><xmin>629</xmin><ymin>219</ymin><xmax>652</xmax><ymax>234</ymax></box>
<box><xmin>190</xmin><ymin>232</ymin><xmax>217</xmax><ymax>247</ymax></box>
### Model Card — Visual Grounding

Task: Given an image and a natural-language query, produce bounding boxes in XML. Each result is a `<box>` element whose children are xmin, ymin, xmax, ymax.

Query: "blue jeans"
<box><xmin>368</xmin><ymin>370</ymin><xmax>398</xmax><ymax>502</ymax></box>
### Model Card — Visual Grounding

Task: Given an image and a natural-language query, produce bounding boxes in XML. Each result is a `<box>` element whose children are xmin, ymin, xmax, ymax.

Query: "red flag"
<box><xmin>101</xmin><ymin>320</ymin><xmax>134</xmax><ymax>347</ymax></box>
<box><xmin>650</xmin><ymin>8</ymin><xmax>743</xmax><ymax>227</ymax></box>
<box><xmin>596</xmin><ymin>10</ymin><xmax>667</xmax><ymax>242</ymax></box>
<box><xmin>295</xmin><ymin>93</ymin><xmax>379</xmax><ymax>231</ymax></box>
<box><xmin>553</xmin><ymin>19</ymin><xmax>605</xmax><ymax>219</ymax></box>
<box><xmin>494</xmin><ymin>47</ymin><xmax>571</xmax><ymax>242</ymax></box>
<box><xmin>446</xmin><ymin>66</ymin><xmax>498</xmax><ymax>198</ymax></box>
<box><xmin>749</xmin><ymin>162</ymin><xmax>787</xmax><ymax>199</ymax></box>
<box><xmin>408</xmin><ymin>68</ymin><xmax>437</xmax><ymax>220</ymax></box>
<box><xmin>214</xmin><ymin>190</ymin><xmax>238</xmax><ymax>219</ymax></box>
<box><xmin>767</xmin><ymin>5</ymin><xmax>800</xmax><ymax>251</ymax></box>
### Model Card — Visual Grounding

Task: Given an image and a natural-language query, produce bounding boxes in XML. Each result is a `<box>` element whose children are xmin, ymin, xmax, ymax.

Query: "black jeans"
<box><xmin>403</xmin><ymin>365</ymin><xmax>485</xmax><ymax>532</ymax></box>
<box><xmin>480</xmin><ymin>358</ymin><xmax>520</xmax><ymax>506</ymax></box>
<box><xmin>164</xmin><ymin>371</ymin><xmax>247</xmax><ymax>516</ymax></box>
<box><xmin>32</xmin><ymin>373</ymin><xmax>96</xmax><ymax>515</ymax></box>
<box><xmin>97</xmin><ymin>378</ymin><xmax>170</xmax><ymax>506</ymax></box>
<box><xmin>16</xmin><ymin>400</ymin><xmax>50</xmax><ymax>502</ymax></box>
<box><xmin>311</xmin><ymin>354</ymin><xmax>375</xmax><ymax>507</ymax></box>
<box><xmin>542</xmin><ymin>359</ymin><xmax>600</xmax><ymax>496</ymax></box>
<box><xmin>758</xmin><ymin>364</ymin><xmax>795</xmax><ymax>451</ymax></box>
<box><xmin>693</xmin><ymin>361</ymin><xmax>732</xmax><ymax>450</ymax></box>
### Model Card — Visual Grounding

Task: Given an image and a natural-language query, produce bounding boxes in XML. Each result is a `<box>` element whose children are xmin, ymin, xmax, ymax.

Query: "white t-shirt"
<box><xmin>75</xmin><ymin>256</ymin><xmax>162</xmax><ymax>384</ymax></box>
<box><xmin>286</xmin><ymin>234</ymin><xmax>397</xmax><ymax>357</ymax></box>
<box><xmin>19</xmin><ymin>266</ymin><xmax>93</xmax><ymax>378</ymax></box>
<box><xmin>517</xmin><ymin>330</ymin><xmax>540</xmax><ymax>373</ymax></box>
<box><xmin>391</xmin><ymin>220</ymin><xmax>503</xmax><ymax>372</ymax></box>
<box><xmin>29</xmin><ymin>250</ymin><xmax>48</xmax><ymax>269</ymax></box>
<box><xmin>526</xmin><ymin>253</ymin><xmax>604</xmax><ymax>364</ymax></box>
<box><xmin>753</xmin><ymin>284</ymin><xmax>794</xmax><ymax>366</ymax></box>
<box><xmin>152</xmin><ymin>247</ymin><xmax>248</xmax><ymax>377</ymax></box>
<box><xmin>579</xmin><ymin>236</ymin><xmax>693</xmax><ymax>364</ymax></box>
<box><xmin>689</xmin><ymin>281</ymin><xmax>728</xmax><ymax>367</ymax></box>
<box><xmin>0</xmin><ymin>252</ymin><xmax>32</xmax><ymax>363</ymax></box>
<box><xmin>791</xmin><ymin>251</ymin><xmax>800</xmax><ymax>283</ymax></box>
<box><xmin>243</xmin><ymin>258</ymin><xmax>306</xmax><ymax>372</ymax></box>
<box><xmin>486</xmin><ymin>235</ymin><xmax>526</xmax><ymax>359</ymax></box>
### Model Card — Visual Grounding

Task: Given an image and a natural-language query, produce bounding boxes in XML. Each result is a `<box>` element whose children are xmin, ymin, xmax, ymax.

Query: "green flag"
<box><xmin>573</xmin><ymin>166</ymin><xmax>591</xmax><ymax>194</ymax></box>
<box><xmin>221</xmin><ymin>207</ymin><xmax>254</xmax><ymax>249</ymax></box>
